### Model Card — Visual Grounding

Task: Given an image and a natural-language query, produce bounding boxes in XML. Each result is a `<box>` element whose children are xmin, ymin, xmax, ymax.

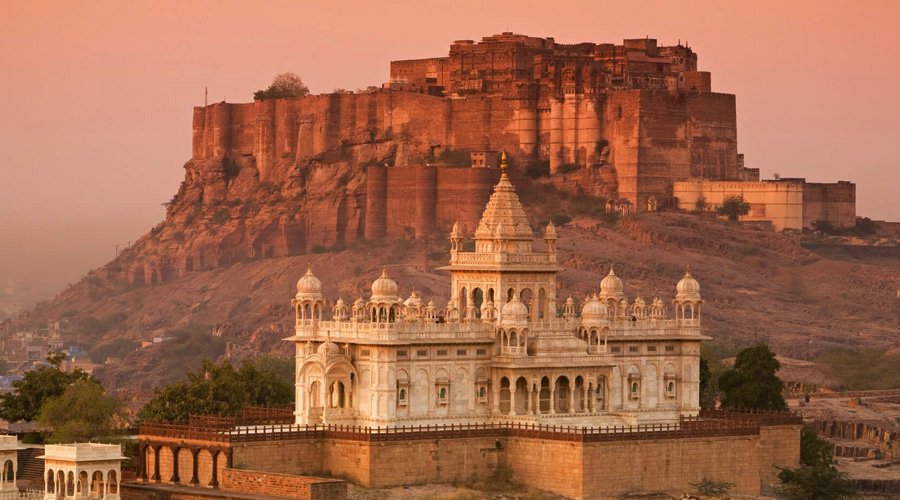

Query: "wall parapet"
<box><xmin>141</xmin><ymin>410</ymin><xmax>803</xmax><ymax>446</ymax></box>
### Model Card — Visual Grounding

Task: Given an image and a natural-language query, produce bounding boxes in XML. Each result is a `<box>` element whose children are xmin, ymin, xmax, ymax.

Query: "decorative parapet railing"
<box><xmin>695</xmin><ymin>408</ymin><xmax>805</xmax><ymax>426</ymax></box>
<box><xmin>450</xmin><ymin>252</ymin><xmax>556</xmax><ymax>267</ymax></box>
<box><xmin>300</xmin><ymin>320</ymin><xmax>497</xmax><ymax>342</ymax></box>
<box><xmin>141</xmin><ymin>411</ymin><xmax>802</xmax><ymax>445</ymax></box>
<box><xmin>186</xmin><ymin>406</ymin><xmax>295</xmax><ymax>429</ymax></box>
<box><xmin>293</xmin><ymin>317</ymin><xmax>701</xmax><ymax>342</ymax></box>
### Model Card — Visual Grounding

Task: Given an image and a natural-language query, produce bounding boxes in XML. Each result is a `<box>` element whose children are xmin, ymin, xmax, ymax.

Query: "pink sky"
<box><xmin>1</xmin><ymin>0</ymin><xmax>898</xmax><ymax>293</ymax></box>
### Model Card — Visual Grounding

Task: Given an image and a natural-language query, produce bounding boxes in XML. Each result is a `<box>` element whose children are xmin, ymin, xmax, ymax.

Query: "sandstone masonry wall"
<box><xmin>219</xmin><ymin>468</ymin><xmax>346</xmax><ymax>499</ymax></box>
<box><xmin>230</xmin><ymin>440</ymin><xmax>323</xmax><ymax>476</ymax></box>
<box><xmin>758</xmin><ymin>425</ymin><xmax>802</xmax><ymax>490</ymax></box>
<box><xmin>803</xmin><ymin>181</ymin><xmax>856</xmax><ymax>228</ymax></box>
<box><xmin>581</xmin><ymin>435</ymin><xmax>760</xmax><ymax>497</ymax></box>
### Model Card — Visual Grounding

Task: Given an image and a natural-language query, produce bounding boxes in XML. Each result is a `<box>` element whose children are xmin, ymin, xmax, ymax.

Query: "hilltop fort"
<box><xmin>122</xmin><ymin>33</ymin><xmax>854</xmax><ymax>284</ymax></box>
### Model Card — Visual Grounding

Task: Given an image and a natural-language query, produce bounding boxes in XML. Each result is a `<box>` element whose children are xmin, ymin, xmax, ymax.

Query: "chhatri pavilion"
<box><xmin>285</xmin><ymin>153</ymin><xmax>707</xmax><ymax>427</ymax></box>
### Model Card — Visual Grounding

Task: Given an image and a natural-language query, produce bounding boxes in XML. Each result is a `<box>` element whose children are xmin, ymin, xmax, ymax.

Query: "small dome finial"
<box><xmin>500</xmin><ymin>151</ymin><xmax>508</xmax><ymax>173</ymax></box>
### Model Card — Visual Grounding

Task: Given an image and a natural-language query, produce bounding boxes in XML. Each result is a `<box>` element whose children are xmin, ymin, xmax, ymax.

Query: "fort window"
<box><xmin>665</xmin><ymin>345</ymin><xmax>675</xmax><ymax>352</ymax></box>
<box><xmin>437</xmin><ymin>349</ymin><xmax>448</xmax><ymax>357</ymax></box>
<box><xmin>416</xmin><ymin>349</ymin><xmax>428</xmax><ymax>357</ymax></box>
<box><xmin>611</xmin><ymin>346</ymin><xmax>621</xmax><ymax>353</ymax></box>
<box><xmin>398</xmin><ymin>388</ymin><xmax>407</xmax><ymax>406</ymax></box>
<box><xmin>397</xmin><ymin>350</ymin><xmax>408</xmax><ymax>359</ymax></box>
<box><xmin>476</xmin><ymin>348</ymin><xmax>487</xmax><ymax>356</ymax></box>
<box><xmin>628</xmin><ymin>345</ymin><xmax>639</xmax><ymax>353</ymax></box>
<box><xmin>360</xmin><ymin>349</ymin><xmax>371</xmax><ymax>358</ymax></box>
<box><xmin>630</xmin><ymin>382</ymin><xmax>640</xmax><ymax>399</ymax></box>
<box><xmin>647</xmin><ymin>345</ymin><xmax>657</xmax><ymax>353</ymax></box>
<box><xmin>666</xmin><ymin>381</ymin><xmax>676</xmax><ymax>398</ymax></box>
<box><xmin>457</xmin><ymin>349</ymin><xmax>467</xmax><ymax>356</ymax></box>
<box><xmin>476</xmin><ymin>386</ymin><xmax>487</xmax><ymax>403</ymax></box>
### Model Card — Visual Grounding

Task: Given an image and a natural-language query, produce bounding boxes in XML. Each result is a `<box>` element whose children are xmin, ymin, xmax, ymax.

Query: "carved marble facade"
<box><xmin>286</xmin><ymin>154</ymin><xmax>707</xmax><ymax>427</ymax></box>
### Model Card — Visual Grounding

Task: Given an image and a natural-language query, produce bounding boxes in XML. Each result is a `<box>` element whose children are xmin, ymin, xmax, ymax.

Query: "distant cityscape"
<box><xmin>0</xmin><ymin>277</ymin><xmax>65</xmax><ymax>321</ymax></box>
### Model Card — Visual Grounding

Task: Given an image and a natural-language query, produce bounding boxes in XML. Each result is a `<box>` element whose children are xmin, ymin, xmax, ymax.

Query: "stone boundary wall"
<box><xmin>219</xmin><ymin>468</ymin><xmax>346</xmax><ymax>499</ymax></box>
<box><xmin>140</xmin><ymin>412</ymin><xmax>802</xmax><ymax>499</ymax></box>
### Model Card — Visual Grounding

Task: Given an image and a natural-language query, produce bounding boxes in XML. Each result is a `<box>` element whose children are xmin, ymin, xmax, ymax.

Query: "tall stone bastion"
<box><xmin>120</xmin><ymin>33</ymin><xmax>751</xmax><ymax>285</ymax></box>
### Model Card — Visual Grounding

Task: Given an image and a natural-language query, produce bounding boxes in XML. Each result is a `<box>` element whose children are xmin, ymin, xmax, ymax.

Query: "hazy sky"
<box><xmin>1</xmin><ymin>0</ymin><xmax>898</xmax><ymax>294</ymax></box>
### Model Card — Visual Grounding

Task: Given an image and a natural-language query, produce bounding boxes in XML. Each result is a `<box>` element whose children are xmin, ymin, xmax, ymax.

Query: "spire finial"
<box><xmin>500</xmin><ymin>151</ymin><xmax>508</xmax><ymax>174</ymax></box>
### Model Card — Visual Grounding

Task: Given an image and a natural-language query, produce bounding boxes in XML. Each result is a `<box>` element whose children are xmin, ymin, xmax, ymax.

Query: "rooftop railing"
<box><xmin>140</xmin><ymin>409</ymin><xmax>800</xmax><ymax>445</ymax></box>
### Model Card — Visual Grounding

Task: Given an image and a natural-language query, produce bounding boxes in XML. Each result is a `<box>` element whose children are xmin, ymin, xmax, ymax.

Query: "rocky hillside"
<box><xmin>17</xmin><ymin>188</ymin><xmax>900</xmax><ymax>399</ymax></box>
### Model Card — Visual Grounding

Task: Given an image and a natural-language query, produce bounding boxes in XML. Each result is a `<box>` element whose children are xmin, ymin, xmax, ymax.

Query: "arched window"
<box><xmin>631</xmin><ymin>382</ymin><xmax>639</xmax><ymax>394</ymax></box>
<box><xmin>399</xmin><ymin>388</ymin><xmax>406</xmax><ymax>401</ymax></box>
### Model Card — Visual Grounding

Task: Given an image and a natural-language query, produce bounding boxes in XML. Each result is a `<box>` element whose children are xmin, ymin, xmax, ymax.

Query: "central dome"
<box><xmin>371</xmin><ymin>269</ymin><xmax>399</xmax><ymax>300</ymax></box>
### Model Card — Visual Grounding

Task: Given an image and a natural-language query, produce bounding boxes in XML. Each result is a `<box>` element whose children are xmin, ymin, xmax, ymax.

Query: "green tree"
<box><xmin>254</xmin><ymin>72</ymin><xmax>309</xmax><ymax>100</ymax></box>
<box><xmin>718</xmin><ymin>344</ymin><xmax>787</xmax><ymax>410</ymax></box>
<box><xmin>138</xmin><ymin>357</ymin><xmax>294</xmax><ymax>423</ymax></box>
<box><xmin>0</xmin><ymin>353</ymin><xmax>98</xmax><ymax>422</ymax></box>
<box><xmin>778</xmin><ymin>428</ymin><xmax>853</xmax><ymax>500</ymax></box>
<box><xmin>716</xmin><ymin>194</ymin><xmax>751</xmax><ymax>221</ymax></box>
<box><xmin>38</xmin><ymin>379</ymin><xmax>123</xmax><ymax>443</ymax></box>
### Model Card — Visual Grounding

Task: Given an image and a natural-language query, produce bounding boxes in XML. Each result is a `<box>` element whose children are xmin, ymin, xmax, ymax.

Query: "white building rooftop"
<box><xmin>38</xmin><ymin>443</ymin><xmax>126</xmax><ymax>462</ymax></box>
<box><xmin>0</xmin><ymin>435</ymin><xmax>21</xmax><ymax>451</ymax></box>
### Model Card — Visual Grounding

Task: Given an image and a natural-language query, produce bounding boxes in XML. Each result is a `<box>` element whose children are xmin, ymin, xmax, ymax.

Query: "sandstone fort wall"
<box><xmin>190</xmin><ymin>88</ymin><xmax>740</xmax><ymax>211</ymax></box>
<box><xmin>802</xmin><ymin>181</ymin><xmax>856</xmax><ymax>228</ymax></box>
<box><xmin>672</xmin><ymin>180</ymin><xmax>855</xmax><ymax>230</ymax></box>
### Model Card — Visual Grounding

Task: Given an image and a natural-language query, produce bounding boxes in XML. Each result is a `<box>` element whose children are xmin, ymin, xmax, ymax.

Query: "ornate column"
<box><xmin>581</xmin><ymin>378</ymin><xmax>591</xmax><ymax>413</ymax></box>
<box><xmin>190</xmin><ymin>448</ymin><xmax>200</xmax><ymax>485</ymax></box>
<box><xmin>526</xmin><ymin>382</ymin><xmax>534</xmax><ymax>415</ymax></box>
<box><xmin>508</xmin><ymin>382</ymin><xmax>516</xmax><ymax>416</ymax></box>
<box><xmin>491</xmin><ymin>380</ymin><xmax>501</xmax><ymax>415</ymax></box>
<box><xmin>549</xmin><ymin>385</ymin><xmax>556</xmax><ymax>415</ymax></box>
<box><xmin>170</xmin><ymin>447</ymin><xmax>181</xmax><ymax>484</ymax></box>
<box><xmin>587</xmin><ymin>384</ymin><xmax>593</xmax><ymax>413</ymax></box>
<box><xmin>151</xmin><ymin>445</ymin><xmax>161</xmax><ymax>482</ymax></box>
<box><xmin>568</xmin><ymin>379</ymin><xmax>575</xmax><ymax>414</ymax></box>
<box><xmin>138</xmin><ymin>444</ymin><xmax>148</xmax><ymax>482</ymax></box>
<box><xmin>209</xmin><ymin>451</ymin><xmax>219</xmax><ymax>488</ymax></box>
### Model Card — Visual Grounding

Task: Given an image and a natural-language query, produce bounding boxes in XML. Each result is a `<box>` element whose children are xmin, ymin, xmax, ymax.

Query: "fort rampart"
<box><xmin>191</xmin><ymin>88</ymin><xmax>739</xmax><ymax>212</ymax></box>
